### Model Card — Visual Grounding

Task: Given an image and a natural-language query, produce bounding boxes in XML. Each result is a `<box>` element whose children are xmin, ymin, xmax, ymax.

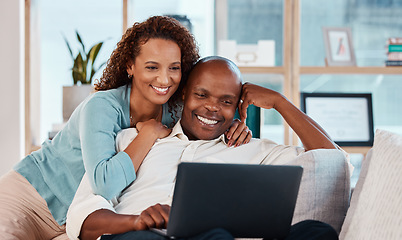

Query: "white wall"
<box><xmin>0</xmin><ymin>0</ymin><xmax>24</xmax><ymax>177</ymax></box>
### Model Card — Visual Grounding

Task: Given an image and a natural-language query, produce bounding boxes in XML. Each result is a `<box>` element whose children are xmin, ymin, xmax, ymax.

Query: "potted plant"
<box><xmin>62</xmin><ymin>31</ymin><xmax>106</xmax><ymax>121</ymax></box>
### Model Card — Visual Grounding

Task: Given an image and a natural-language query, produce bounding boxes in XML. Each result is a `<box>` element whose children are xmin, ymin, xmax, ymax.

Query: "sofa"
<box><xmin>338</xmin><ymin>129</ymin><xmax>402</xmax><ymax>239</ymax></box>
<box><xmin>69</xmin><ymin>128</ymin><xmax>400</xmax><ymax>240</ymax></box>
<box><xmin>288</xmin><ymin>128</ymin><xmax>402</xmax><ymax>240</ymax></box>
<box><xmin>269</xmin><ymin>129</ymin><xmax>401</xmax><ymax>240</ymax></box>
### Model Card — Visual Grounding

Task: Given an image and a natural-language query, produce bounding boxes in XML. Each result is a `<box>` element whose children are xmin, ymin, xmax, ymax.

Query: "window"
<box><xmin>218</xmin><ymin>0</ymin><xmax>285</xmax><ymax>143</ymax></box>
<box><xmin>127</xmin><ymin>0</ymin><xmax>215</xmax><ymax>57</ymax></box>
<box><xmin>27</xmin><ymin>0</ymin><xmax>402</xmax><ymax>151</ymax></box>
<box><xmin>31</xmin><ymin>0</ymin><xmax>122</xmax><ymax>144</ymax></box>
<box><xmin>300</xmin><ymin>0</ymin><xmax>402</xmax><ymax>135</ymax></box>
<box><xmin>225</xmin><ymin>0</ymin><xmax>284</xmax><ymax>65</ymax></box>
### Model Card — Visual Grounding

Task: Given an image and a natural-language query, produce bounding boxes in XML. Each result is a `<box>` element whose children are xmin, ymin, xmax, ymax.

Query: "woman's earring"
<box><xmin>128</xmin><ymin>74</ymin><xmax>132</xmax><ymax>79</ymax></box>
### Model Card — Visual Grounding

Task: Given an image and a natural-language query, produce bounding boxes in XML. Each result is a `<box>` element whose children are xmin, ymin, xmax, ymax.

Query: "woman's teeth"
<box><xmin>152</xmin><ymin>86</ymin><xmax>169</xmax><ymax>94</ymax></box>
<box><xmin>197</xmin><ymin>115</ymin><xmax>218</xmax><ymax>125</ymax></box>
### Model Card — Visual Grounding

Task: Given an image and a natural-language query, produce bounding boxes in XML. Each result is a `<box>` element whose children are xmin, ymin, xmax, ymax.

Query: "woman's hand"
<box><xmin>225</xmin><ymin>119</ymin><xmax>252</xmax><ymax>147</ymax></box>
<box><xmin>225</xmin><ymin>82</ymin><xmax>280</xmax><ymax>147</ymax></box>
<box><xmin>125</xmin><ymin>119</ymin><xmax>171</xmax><ymax>172</ymax></box>
<box><xmin>133</xmin><ymin>204</ymin><xmax>170</xmax><ymax>230</ymax></box>
<box><xmin>136</xmin><ymin>119</ymin><xmax>171</xmax><ymax>140</ymax></box>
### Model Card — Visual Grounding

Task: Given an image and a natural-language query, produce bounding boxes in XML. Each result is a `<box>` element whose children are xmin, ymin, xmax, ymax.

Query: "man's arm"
<box><xmin>67</xmin><ymin>128</ymin><xmax>171</xmax><ymax>240</ymax></box>
<box><xmin>66</xmin><ymin>173</ymin><xmax>118</xmax><ymax>240</ymax></box>
<box><xmin>79</xmin><ymin>209</ymin><xmax>135</xmax><ymax>240</ymax></box>
<box><xmin>239</xmin><ymin>83</ymin><xmax>336</xmax><ymax>151</ymax></box>
<box><xmin>80</xmin><ymin>204</ymin><xmax>170</xmax><ymax>240</ymax></box>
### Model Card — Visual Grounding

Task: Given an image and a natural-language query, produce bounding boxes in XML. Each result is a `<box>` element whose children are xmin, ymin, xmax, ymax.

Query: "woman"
<box><xmin>0</xmin><ymin>16</ymin><xmax>251</xmax><ymax>240</ymax></box>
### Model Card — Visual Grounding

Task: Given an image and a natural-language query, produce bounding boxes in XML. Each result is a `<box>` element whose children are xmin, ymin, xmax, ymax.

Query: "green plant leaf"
<box><xmin>88</xmin><ymin>42</ymin><xmax>103</xmax><ymax>65</ymax></box>
<box><xmin>62</xmin><ymin>34</ymin><xmax>74</xmax><ymax>60</ymax></box>
<box><xmin>72</xmin><ymin>70</ymin><xmax>79</xmax><ymax>85</ymax></box>
<box><xmin>91</xmin><ymin>62</ymin><xmax>107</xmax><ymax>82</ymax></box>
<box><xmin>82</xmin><ymin>58</ymin><xmax>89</xmax><ymax>84</ymax></box>
<box><xmin>73</xmin><ymin>53</ymin><xmax>85</xmax><ymax>84</ymax></box>
<box><xmin>86</xmin><ymin>42</ymin><xmax>104</xmax><ymax>83</ymax></box>
<box><xmin>64</xmin><ymin>30</ymin><xmax>107</xmax><ymax>85</ymax></box>
<box><xmin>89</xmin><ymin>68</ymin><xmax>96</xmax><ymax>83</ymax></box>
<box><xmin>76</xmin><ymin>31</ymin><xmax>86</xmax><ymax>54</ymax></box>
<box><xmin>72</xmin><ymin>69</ymin><xmax>85</xmax><ymax>85</ymax></box>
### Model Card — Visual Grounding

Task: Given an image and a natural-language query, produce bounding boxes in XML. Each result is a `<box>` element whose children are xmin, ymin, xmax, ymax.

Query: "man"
<box><xmin>67</xmin><ymin>56</ymin><xmax>347</xmax><ymax>240</ymax></box>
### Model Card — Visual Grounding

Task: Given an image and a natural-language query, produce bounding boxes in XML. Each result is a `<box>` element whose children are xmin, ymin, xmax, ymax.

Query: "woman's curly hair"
<box><xmin>95</xmin><ymin>16</ymin><xmax>199</xmax><ymax>123</ymax></box>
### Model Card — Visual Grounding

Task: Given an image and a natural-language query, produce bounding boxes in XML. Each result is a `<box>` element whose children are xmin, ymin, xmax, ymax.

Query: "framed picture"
<box><xmin>322</xmin><ymin>27</ymin><xmax>356</xmax><ymax>66</ymax></box>
<box><xmin>300</xmin><ymin>93</ymin><xmax>374</xmax><ymax>147</ymax></box>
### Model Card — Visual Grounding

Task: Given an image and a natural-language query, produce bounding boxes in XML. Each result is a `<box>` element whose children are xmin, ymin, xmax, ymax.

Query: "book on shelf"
<box><xmin>388</xmin><ymin>44</ymin><xmax>402</xmax><ymax>52</ymax></box>
<box><xmin>385</xmin><ymin>60</ymin><xmax>402</xmax><ymax>66</ymax></box>
<box><xmin>387</xmin><ymin>37</ymin><xmax>402</xmax><ymax>45</ymax></box>
<box><xmin>387</xmin><ymin>52</ymin><xmax>402</xmax><ymax>60</ymax></box>
<box><xmin>385</xmin><ymin>38</ymin><xmax>402</xmax><ymax>66</ymax></box>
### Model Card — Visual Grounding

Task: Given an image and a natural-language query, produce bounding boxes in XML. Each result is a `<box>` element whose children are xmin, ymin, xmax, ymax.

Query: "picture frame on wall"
<box><xmin>300</xmin><ymin>92</ymin><xmax>374</xmax><ymax>147</ymax></box>
<box><xmin>322</xmin><ymin>27</ymin><xmax>356</xmax><ymax>66</ymax></box>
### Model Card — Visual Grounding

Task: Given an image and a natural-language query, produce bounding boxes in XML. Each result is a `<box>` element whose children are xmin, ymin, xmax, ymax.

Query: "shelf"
<box><xmin>239</xmin><ymin>66</ymin><xmax>402</xmax><ymax>75</ymax></box>
<box><xmin>238</xmin><ymin>66</ymin><xmax>285</xmax><ymax>74</ymax></box>
<box><xmin>342</xmin><ymin>146</ymin><xmax>371</xmax><ymax>155</ymax></box>
<box><xmin>300</xmin><ymin>66</ymin><xmax>402</xmax><ymax>75</ymax></box>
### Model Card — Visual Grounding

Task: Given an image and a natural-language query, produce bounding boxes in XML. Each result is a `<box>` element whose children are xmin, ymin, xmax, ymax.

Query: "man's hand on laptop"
<box><xmin>80</xmin><ymin>204</ymin><xmax>170</xmax><ymax>240</ymax></box>
<box><xmin>133</xmin><ymin>204</ymin><xmax>171</xmax><ymax>230</ymax></box>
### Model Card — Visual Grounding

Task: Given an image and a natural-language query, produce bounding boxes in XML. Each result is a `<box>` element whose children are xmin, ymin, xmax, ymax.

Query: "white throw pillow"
<box><xmin>340</xmin><ymin>129</ymin><xmax>402</xmax><ymax>239</ymax></box>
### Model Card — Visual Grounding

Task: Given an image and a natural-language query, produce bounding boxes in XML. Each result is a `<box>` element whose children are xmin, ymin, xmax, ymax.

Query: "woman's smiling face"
<box><xmin>127</xmin><ymin>38</ymin><xmax>182</xmax><ymax>105</ymax></box>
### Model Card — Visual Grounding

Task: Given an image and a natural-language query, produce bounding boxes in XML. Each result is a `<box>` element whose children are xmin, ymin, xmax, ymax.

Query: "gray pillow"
<box><xmin>290</xmin><ymin>149</ymin><xmax>350</xmax><ymax>234</ymax></box>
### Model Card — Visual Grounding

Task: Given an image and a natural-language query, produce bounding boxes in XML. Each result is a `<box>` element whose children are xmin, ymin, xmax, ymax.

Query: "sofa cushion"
<box><xmin>339</xmin><ymin>129</ymin><xmax>402</xmax><ymax>239</ymax></box>
<box><xmin>290</xmin><ymin>149</ymin><xmax>350</xmax><ymax>234</ymax></box>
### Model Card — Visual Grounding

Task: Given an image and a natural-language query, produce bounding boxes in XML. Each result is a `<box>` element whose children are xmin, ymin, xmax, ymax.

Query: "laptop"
<box><xmin>152</xmin><ymin>162</ymin><xmax>303</xmax><ymax>239</ymax></box>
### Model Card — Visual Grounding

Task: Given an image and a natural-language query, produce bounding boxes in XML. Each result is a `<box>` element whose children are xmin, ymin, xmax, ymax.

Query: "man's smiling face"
<box><xmin>180</xmin><ymin>57</ymin><xmax>242</xmax><ymax>140</ymax></box>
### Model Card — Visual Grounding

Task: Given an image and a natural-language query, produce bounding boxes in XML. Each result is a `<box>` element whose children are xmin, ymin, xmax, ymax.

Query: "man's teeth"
<box><xmin>152</xmin><ymin>86</ymin><xmax>169</xmax><ymax>93</ymax></box>
<box><xmin>197</xmin><ymin>115</ymin><xmax>218</xmax><ymax>125</ymax></box>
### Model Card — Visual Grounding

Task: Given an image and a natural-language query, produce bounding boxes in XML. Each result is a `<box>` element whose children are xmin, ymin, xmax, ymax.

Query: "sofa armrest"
<box><xmin>291</xmin><ymin>149</ymin><xmax>351</xmax><ymax>234</ymax></box>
